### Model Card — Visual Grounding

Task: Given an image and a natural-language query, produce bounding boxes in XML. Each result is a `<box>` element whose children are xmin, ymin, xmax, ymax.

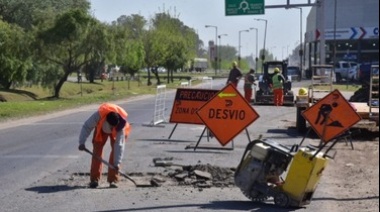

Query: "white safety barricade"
<box><xmin>151</xmin><ymin>84</ymin><xmax>167</xmax><ymax>126</ymax></box>
<box><xmin>180</xmin><ymin>81</ymin><xmax>189</xmax><ymax>87</ymax></box>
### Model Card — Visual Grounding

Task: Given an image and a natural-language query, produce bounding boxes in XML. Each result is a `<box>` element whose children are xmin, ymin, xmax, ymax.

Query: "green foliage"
<box><xmin>150</xmin><ymin>12</ymin><xmax>197</xmax><ymax>73</ymax></box>
<box><xmin>0</xmin><ymin>77</ymin><xmax>202</xmax><ymax>121</ymax></box>
<box><xmin>0</xmin><ymin>0</ymin><xmax>90</xmax><ymax>30</ymax></box>
<box><xmin>36</xmin><ymin>9</ymin><xmax>101</xmax><ymax>97</ymax></box>
<box><xmin>0</xmin><ymin>20</ymin><xmax>32</xmax><ymax>89</ymax></box>
<box><xmin>112</xmin><ymin>14</ymin><xmax>147</xmax><ymax>77</ymax></box>
<box><xmin>40</xmin><ymin>9</ymin><xmax>92</xmax><ymax>44</ymax></box>
<box><xmin>1</xmin><ymin>0</ymin><xmax>209</xmax><ymax>97</ymax></box>
<box><xmin>83</xmin><ymin>22</ymin><xmax>114</xmax><ymax>83</ymax></box>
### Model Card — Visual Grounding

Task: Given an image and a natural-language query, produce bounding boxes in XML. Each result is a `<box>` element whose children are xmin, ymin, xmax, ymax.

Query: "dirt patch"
<box><xmin>65</xmin><ymin>163</ymin><xmax>236</xmax><ymax>189</ymax></box>
<box><xmin>316</xmin><ymin>139</ymin><xmax>379</xmax><ymax>211</ymax></box>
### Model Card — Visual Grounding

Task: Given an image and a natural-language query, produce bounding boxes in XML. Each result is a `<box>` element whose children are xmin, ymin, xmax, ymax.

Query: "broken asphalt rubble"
<box><xmin>149</xmin><ymin>157</ymin><xmax>236</xmax><ymax>188</ymax></box>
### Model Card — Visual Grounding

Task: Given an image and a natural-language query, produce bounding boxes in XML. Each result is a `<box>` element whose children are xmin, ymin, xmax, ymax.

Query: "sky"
<box><xmin>89</xmin><ymin>0</ymin><xmax>313</xmax><ymax>60</ymax></box>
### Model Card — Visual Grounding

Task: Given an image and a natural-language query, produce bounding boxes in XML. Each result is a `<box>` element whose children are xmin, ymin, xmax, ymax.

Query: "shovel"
<box><xmin>83</xmin><ymin>147</ymin><xmax>137</xmax><ymax>186</ymax></box>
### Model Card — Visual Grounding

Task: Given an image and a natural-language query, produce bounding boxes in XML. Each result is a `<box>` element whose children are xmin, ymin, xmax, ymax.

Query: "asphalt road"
<box><xmin>0</xmin><ymin>78</ymin><xmax>355</xmax><ymax>212</ymax></box>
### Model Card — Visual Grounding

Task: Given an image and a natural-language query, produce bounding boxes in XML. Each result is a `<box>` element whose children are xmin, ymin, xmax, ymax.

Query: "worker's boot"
<box><xmin>89</xmin><ymin>181</ymin><xmax>98</xmax><ymax>188</ymax></box>
<box><xmin>109</xmin><ymin>182</ymin><xmax>118</xmax><ymax>188</ymax></box>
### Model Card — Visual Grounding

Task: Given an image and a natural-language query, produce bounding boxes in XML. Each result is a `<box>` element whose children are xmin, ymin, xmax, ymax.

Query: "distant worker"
<box><xmin>78</xmin><ymin>103</ymin><xmax>131</xmax><ymax>188</ymax></box>
<box><xmin>272</xmin><ymin>67</ymin><xmax>286</xmax><ymax>106</ymax></box>
<box><xmin>244</xmin><ymin>68</ymin><xmax>256</xmax><ymax>102</ymax></box>
<box><xmin>226</xmin><ymin>61</ymin><xmax>243</xmax><ymax>88</ymax></box>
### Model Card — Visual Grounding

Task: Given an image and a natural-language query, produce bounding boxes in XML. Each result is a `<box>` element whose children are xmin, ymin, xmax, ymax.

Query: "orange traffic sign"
<box><xmin>196</xmin><ymin>84</ymin><xmax>260</xmax><ymax>146</ymax></box>
<box><xmin>302</xmin><ymin>89</ymin><xmax>362</xmax><ymax>142</ymax></box>
<box><xmin>169</xmin><ymin>88</ymin><xmax>219</xmax><ymax>125</ymax></box>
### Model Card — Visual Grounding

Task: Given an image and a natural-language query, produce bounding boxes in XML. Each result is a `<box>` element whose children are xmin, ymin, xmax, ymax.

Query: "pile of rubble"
<box><xmin>149</xmin><ymin>158</ymin><xmax>236</xmax><ymax>188</ymax></box>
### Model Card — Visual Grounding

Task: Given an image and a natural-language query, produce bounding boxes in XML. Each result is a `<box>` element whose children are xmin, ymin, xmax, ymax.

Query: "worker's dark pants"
<box><xmin>228</xmin><ymin>81</ymin><xmax>238</xmax><ymax>88</ymax></box>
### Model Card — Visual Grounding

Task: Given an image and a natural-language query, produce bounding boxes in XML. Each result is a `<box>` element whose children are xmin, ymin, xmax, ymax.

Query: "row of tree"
<box><xmin>0</xmin><ymin>0</ymin><xmax>206</xmax><ymax>98</ymax></box>
<box><xmin>0</xmin><ymin>0</ymin><xmax>275</xmax><ymax>98</ymax></box>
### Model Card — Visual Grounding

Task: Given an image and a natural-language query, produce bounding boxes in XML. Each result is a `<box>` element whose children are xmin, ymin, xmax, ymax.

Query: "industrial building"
<box><xmin>304</xmin><ymin>0</ymin><xmax>379</xmax><ymax>68</ymax></box>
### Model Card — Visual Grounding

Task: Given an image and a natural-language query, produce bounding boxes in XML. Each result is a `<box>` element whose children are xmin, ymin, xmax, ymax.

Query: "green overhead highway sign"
<box><xmin>225</xmin><ymin>0</ymin><xmax>265</xmax><ymax>16</ymax></box>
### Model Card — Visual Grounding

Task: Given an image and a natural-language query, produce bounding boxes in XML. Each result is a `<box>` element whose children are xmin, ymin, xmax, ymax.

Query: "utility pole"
<box><xmin>238</xmin><ymin>29</ymin><xmax>249</xmax><ymax>67</ymax></box>
<box><xmin>254</xmin><ymin>18</ymin><xmax>268</xmax><ymax>72</ymax></box>
<box><xmin>205</xmin><ymin>25</ymin><xmax>218</xmax><ymax>75</ymax></box>
<box><xmin>218</xmin><ymin>34</ymin><xmax>228</xmax><ymax>72</ymax></box>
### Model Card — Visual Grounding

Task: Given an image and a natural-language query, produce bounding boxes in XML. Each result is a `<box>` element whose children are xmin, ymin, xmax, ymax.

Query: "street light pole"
<box><xmin>238</xmin><ymin>29</ymin><xmax>249</xmax><ymax>67</ymax></box>
<box><xmin>205</xmin><ymin>25</ymin><xmax>218</xmax><ymax>75</ymax></box>
<box><xmin>218</xmin><ymin>34</ymin><xmax>228</xmax><ymax>72</ymax></box>
<box><xmin>292</xmin><ymin>7</ymin><xmax>303</xmax><ymax>79</ymax></box>
<box><xmin>254</xmin><ymin>18</ymin><xmax>267</xmax><ymax>71</ymax></box>
<box><xmin>250</xmin><ymin>27</ymin><xmax>259</xmax><ymax>71</ymax></box>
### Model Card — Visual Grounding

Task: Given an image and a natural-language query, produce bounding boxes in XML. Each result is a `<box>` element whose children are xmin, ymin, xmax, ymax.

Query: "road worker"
<box><xmin>78</xmin><ymin>103</ymin><xmax>131</xmax><ymax>188</ymax></box>
<box><xmin>272</xmin><ymin>67</ymin><xmax>286</xmax><ymax>106</ymax></box>
<box><xmin>244</xmin><ymin>68</ymin><xmax>257</xmax><ymax>102</ymax></box>
<box><xmin>226</xmin><ymin>61</ymin><xmax>243</xmax><ymax>88</ymax></box>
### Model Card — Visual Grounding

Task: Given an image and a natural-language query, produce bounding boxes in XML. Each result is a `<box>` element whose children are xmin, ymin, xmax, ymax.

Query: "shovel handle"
<box><xmin>83</xmin><ymin>148</ymin><xmax>137</xmax><ymax>185</ymax></box>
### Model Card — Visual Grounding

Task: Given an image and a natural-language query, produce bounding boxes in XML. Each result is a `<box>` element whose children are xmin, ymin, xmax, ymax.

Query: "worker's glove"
<box><xmin>78</xmin><ymin>144</ymin><xmax>86</xmax><ymax>151</ymax></box>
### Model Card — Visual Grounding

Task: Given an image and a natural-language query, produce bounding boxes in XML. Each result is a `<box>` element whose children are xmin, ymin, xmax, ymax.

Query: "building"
<box><xmin>304</xmin><ymin>0</ymin><xmax>379</xmax><ymax>69</ymax></box>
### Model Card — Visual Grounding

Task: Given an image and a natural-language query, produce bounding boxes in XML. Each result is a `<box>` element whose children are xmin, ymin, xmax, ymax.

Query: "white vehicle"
<box><xmin>193</xmin><ymin>58</ymin><xmax>208</xmax><ymax>72</ymax></box>
<box><xmin>333</xmin><ymin>61</ymin><xmax>357</xmax><ymax>83</ymax></box>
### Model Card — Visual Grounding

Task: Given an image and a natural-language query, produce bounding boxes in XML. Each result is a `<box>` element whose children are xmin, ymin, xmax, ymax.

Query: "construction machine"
<box><xmin>234</xmin><ymin>138</ymin><xmax>332</xmax><ymax>208</ymax></box>
<box><xmin>255</xmin><ymin>61</ymin><xmax>294</xmax><ymax>105</ymax></box>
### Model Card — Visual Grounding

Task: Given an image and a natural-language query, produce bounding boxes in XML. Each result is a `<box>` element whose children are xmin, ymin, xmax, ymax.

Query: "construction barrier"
<box><xmin>150</xmin><ymin>85</ymin><xmax>167</xmax><ymax>126</ymax></box>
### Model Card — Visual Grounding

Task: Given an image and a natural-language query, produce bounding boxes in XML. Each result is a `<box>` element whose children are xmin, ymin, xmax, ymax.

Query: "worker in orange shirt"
<box><xmin>78</xmin><ymin>103</ymin><xmax>131</xmax><ymax>188</ymax></box>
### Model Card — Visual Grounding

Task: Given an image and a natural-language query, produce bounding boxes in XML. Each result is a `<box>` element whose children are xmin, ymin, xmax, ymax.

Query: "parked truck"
<box><xmin>193</xmin><ymin>58</ymin><xmax>208</xmax><ymax>72</ymax></box>
<box><xmin>333</xmin><ymin>61</ymin><xmax>357</xmax><ymax>83</ymax></box>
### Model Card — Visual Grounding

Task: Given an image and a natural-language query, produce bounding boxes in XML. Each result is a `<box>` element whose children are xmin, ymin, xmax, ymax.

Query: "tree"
<box><xmin>0</xmin><ymin>20</ymin><xmax>32</xmax><ymax>89</ymax></box>
<box><xmin>0</xmin><ymin>0</ymin><xmax>90</xmax><ymax>30</ymax></box>
<box><xmin>112</xmin><ymin>14</ymin><xmax>146</xmax><ymax>78</ymax></box>
<box><xmin>36</xmin><ymin>9</ymin><xmax>99</xmax><ymax>98</ymax></box>
<box><xmin>144</xmin><ymin>28</ymin><xmax>167</xmax><ymax>85</ymax></box>
<box><xmin>83</xmin><ymin>22</ymin><xmax>114</xmax><ymax>83</ymax></box>
<box><xmin>150</xmin><ymin>12</ymin><xmax>197</xmax><ymax>83</ymax></box>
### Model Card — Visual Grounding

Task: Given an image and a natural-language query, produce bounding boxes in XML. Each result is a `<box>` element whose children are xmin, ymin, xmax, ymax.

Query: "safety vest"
<box><xmin>94</xmin><ymin>103</ymin><xmax>131</xmax><ymax>142</ymax></box>
<box><xmin>272</xmin><ymin>73</ymin><xmax>283</xmax><ymax>89</ymax></box>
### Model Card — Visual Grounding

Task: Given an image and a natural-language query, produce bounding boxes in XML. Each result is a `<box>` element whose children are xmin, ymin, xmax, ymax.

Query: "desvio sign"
<box><xmin>196</xmin><ymin>84</ymin><xmax>259</xmax><ymax>146</ymax></box>
<box><xmin>169</xmin><ymin>88</ymin><xmax>219</xmax><ymax>125</ymax></box>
